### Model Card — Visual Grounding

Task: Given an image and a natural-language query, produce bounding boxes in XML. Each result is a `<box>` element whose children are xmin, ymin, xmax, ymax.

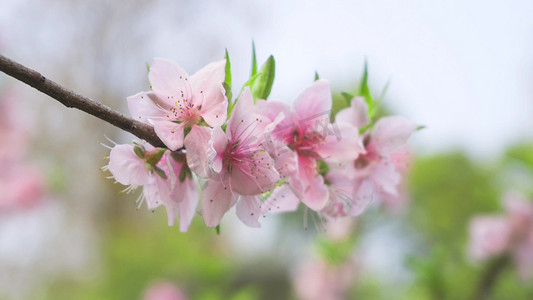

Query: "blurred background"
<box><xmin>1</xmin><ymin>0</ymin><xmax>533</xmax><ymax>299</ymax></box>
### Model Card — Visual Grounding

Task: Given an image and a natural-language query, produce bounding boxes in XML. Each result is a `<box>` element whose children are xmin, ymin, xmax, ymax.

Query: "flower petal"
<box><xmin>351</xmin><ymin>179</ymin><xmax>374</xmax><ymax>216</ymax></box>
<box><xmin>292</xmin><ymin>80</ymin><xmax>332</xmax><ymax>132</ymax></box>
<box><xmin>127</xmin><ymin>91</ymin><xmax>168</xmax><ymax>124</ymax></box>
<box><xmin>370</xmin><ymin>116</ymin><xmax>417</xmax><ymax>156</ymax></box>
<box><xmin>208</xmin><ymin>126</ymin><xmax>228</xmax><ymax>173</ymax></box>
<box><xmin>231</xmin><ymin>150</ymin><xmax>279</xmax><ymax>195</ymax></box>
<box><xmin>153</xmin><ymin>120</ymin><xmax>185</xmax><ymax>151</ymax></box>
<box><xmin>262</xmin><ymin>185</ymin><xmax>300</xmax><ymax>214</ymax></box>
<box><xmin>226</xmin><ymin>88</ymin><xmax>268</xmax><ymax>141</ymax></box>
<box><xmin>201</xmin><ymin>179</ymin><xmax>234</xmax><ymax>227</ymax></box>
<box><xmin>335</xmin><ymin>97</ymin><xmax>369</xmax><ymax>128</ymax></box>
<box><xmin>302</xmin><ymin>175</ymin><xmax>329</xmax><ymax>211</ymax></box>
<box><xmin>372</xmin><ymin>159</ymin><xmax>401</xmax><ymax>196</ymax></box>
<box><xmin>236</xmin><ymin>195</ymin><xmax>262</xmax><ymax>228</ymax></box>
<box><xmin>316</xmin><ymin>122</ymin><xmax>365</xmax><ymax>164</ymax></box>
<box><xmin>189</xmin><ymin>60</ymin><xmax>228</xmax><ymax>127</ymax></box>
<box><xmin>148</xmin><ymin>58</ymin><xmax>191</xmax><ymax>101</ymax></box>
<box><xmin>177</xmin><ymin>178</ymin><xmax>199</xmax><ymax>232</ymax></box>
<box><xmin>108</xmin><ymin>144</ymin><xmax>148</xmax><ymax>186</ymax></box>
<box><xmin>184</xmin><ymin>125</ymin><xmax>212</xmax><ymax>178</ymax></box>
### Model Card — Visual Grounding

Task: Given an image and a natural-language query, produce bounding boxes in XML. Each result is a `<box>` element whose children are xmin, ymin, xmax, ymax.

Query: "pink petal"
<box><xmin>351</xmin><ymin>179</ymin><xmax>374</xmax><ymax>216</ymax></box>
<box><xmin>189</xmin><ymin>60</ymin><xmax>228</xmax><ymax>127</ymax></box>
<box><xmin>371</xmin><ymin>159</ymin><xmax>401</xmax><ymax>196</ymax></box>
<box><xmin>201</xmin><ymin>179</ymin><xmax>234</xmax><ymax>227</ymax></box>
<box><xmin>370</xmin><ymin>116</ymin><xmax>417</xmax><ymax>156</ymax></box>
<box><xmin>108</xmin><ymin>144</ymin><xmax>148</xmax><ymax>186</ymax></box>
<box><xmin>292</xmin><ymin>80</ymin><xmax>332</xmax><ymax>132</ymax></box>
<box><xmin>262</xmin><ymin>185</ymin><xmax>300</xmax><ymax>214</ymax></box>
<box><xmin>226</xmin><ymin>88</ymin><xmax>270</xmax><ymax>142</ymax></box>
<box><xmin>257</xmin><ymin>100</ymin><xmax>293</xmax><ymax>141</ymax></box>
<box><xmin>236</xmin><ymin>195</ymin><xmax>262</xmax><ymax>227</ymax></box>
<box><xmin>208</xmin><ymin>126</ymin><xmax>228</xmax><ymax>173</ymax></box>
<box><xmin>153</xmin><ymin>120</ymin><xmax>185</xmax><ymax>151</ymax></box>
<box><xmin>335</xmin><ymin>97</ymin><xmax>369</xmax><ymax>128</ymax></box>
<box><xmin>184</xmin><ymin>125</ymin><xmax>212</xmax><ymax>178</ymax></box>
<box><xmin>231</xmin><ymin>150</ymin><xmax>280</xmax><ymax>195</ymax></box>
<box><xmin>316</xmin><ymin>122</ymin><xmax>365</xmax><ymax>164</ymax></box>
<box><xmin>142</xmin><ymin>174</ymin><xmax>168</xmax><ymax>211</ymax></box>
<box><xmin>269</xmin><ymin>141</ymin><xmax>298</xmax><ymax>180</ymax></box>
<box><xmin>177</xmin><ymin>178</ymin><xmax>199</xmax><ymax>232</ymax></box>
<box><xmin>127</xmin><ymin>92</ymin><xmax>168</xmax><ymax>124</ymax></box>
<box><xmin>148</xmin><ymin>58</ymin><xmax>191</xmax><ymax>101</ymax></box>
<box><xmin>302</xmin><ymin>175</ymin><xmax>329</xmax><ymax>211</ymax></box>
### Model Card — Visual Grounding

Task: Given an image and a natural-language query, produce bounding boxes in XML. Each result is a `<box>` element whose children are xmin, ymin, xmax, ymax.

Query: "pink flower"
<box><xmin>106</xmin><ymin>142</ymin><xmax>198</xmax><ymax>231</ymax></box>
<box><xmin>336</xmin><ymin>97</ymin><xmax>417</xmax><ymax>215</ymax></box>
<box><xmin>127</xmin><ymin>58</ymin><xmax>227</xmax><ymax>178</ymax></box>
<box><xmin>259</xmin><ymin>80</ymin><xmax>364</xmax><ymax>212</ymax></box>
<box><xmin>143</xmin><ymin>281</ymin><xmax>188</xmax><ymax>300</ymax></box>
<box><xmin>468</xmin><ymin>192</ymin><xmax>533</xmax><ymax>280</ymax></box>
<box><xmin>201</xmin><ymin>88</ymin><xmax>279</xmax><ymax>227</ymax></box>
<box><xmin>0</xmin><ymin>164</ymin><xmax>45</xmax><ymax>212</ymax></box>
<box><xmin>293</xmin><ymin>256</ymin><xmax>357</xmax><ymax>300</ymax></box>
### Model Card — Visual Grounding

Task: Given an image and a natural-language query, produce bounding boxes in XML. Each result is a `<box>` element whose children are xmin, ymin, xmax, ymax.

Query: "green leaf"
<box><xmin>250</xmin><ymin>55</ymin><xmax>275</xmax><ymax>101</ymax></box>
<box><xmin>224</xmin><ymin>49</ymin><xmax>232</xmax><ymax>101</ymax></box>
<box><xmin>341</xmin><ymin>92</ymin><xmax>354</xmax><ymax>105</ymax></box>
<box><xmin>359</xmin><ymin>60</ymin><xmax>373</xmax><ymax>107</ymax></box>
<box><xmin>314</xmin><ymin>71</ymin><xmax>320</xmax><ymax>81</ymax></box>
<box><xmin>251</xmin><ymin>40</ymin><xmax>257</xmax><ymax>76</ymax></box>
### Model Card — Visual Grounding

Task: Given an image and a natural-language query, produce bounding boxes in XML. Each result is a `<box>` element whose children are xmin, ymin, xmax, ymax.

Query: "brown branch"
<box><xmin>0</xmin><ymin>54</ymin><xmax>165</xmax><ymax>148</ymax></box>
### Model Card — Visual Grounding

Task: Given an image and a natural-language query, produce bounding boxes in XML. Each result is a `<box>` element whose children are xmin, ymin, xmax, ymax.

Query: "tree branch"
<box><xmin>0</xmin><ymin>54</ymin><xmax>165</xmax><ymax>148</ymax></box>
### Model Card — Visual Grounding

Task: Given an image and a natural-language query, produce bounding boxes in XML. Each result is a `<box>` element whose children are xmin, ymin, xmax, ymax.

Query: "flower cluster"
<box><xmin>468</xmin><ymin>192</ymin><xmax>533</xmax><ymax>280</ymax></box>
<box><xmin>104</xmin><ymin>53</ymin><xmax>417</xmax><ymax>231</ymax></box>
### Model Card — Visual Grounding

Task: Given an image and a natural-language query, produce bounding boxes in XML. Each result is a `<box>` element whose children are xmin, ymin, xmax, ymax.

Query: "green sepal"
<box><xmin>215</xmin><ymin>225</ymin><xmax>221</xmax><ymax>235</ymax></box>
<box><xmin>154</xmin><ymin>166</ymin><xmax>167</xmax><ymax>180</ymax></box>
<box><xmin>179</xmin><ymin>165</ymin><xmax>192</xmax><ymax>182</ymax></box>
<box><xmin>145</xmin><ymin>62</ymin><xmax>150</xmax><ymax>73</ymax></box>
<box><xmin>341</xmin><ymin>92</ymin><xmax>354</xmax><ymax>105</ymax></box>
<box><xmin>133</xmin><ymin>145</ymin><xmax>145</xmax><ymax>159</ymax></box>
<box><xmin>314</xmin><ymin>71</ymin><xmax>320</xmax><ymax>81</ymax></box>
<box><xmin>250</xmin><ymin>55</ymin><xmax>275</xmax><ymax>101</ymax></box>
<box><xmin>145</xmin><ymin>148</ymin><xmax>167</xmax><ymax>166</ymax></box>
<box><xmin>417</xmin><ymin>125</ymin><xmax>426</xmax><ymax>131</ymax></box>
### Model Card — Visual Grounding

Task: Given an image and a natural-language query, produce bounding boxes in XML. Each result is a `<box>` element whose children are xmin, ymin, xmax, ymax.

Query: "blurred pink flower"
<box><xmin>468</xmin><ymin>192</ymin><xmax>533</xmax><ymax>280</ymax></box>
<box><xmin>293</xmin><ymin>257</ymin><xmax>357</xmax><ymax>300</ymax></box>
<box><xmin>143</xmin><ymin>282</ymin><xmax>188</xmax><ymax>300</ymax></box>
<box><xmin>0</xmin><ymin>165</ymin><xmax>45</xmax><ymax>212</ymax></box>
<box><xmin>259</xmin><ymin>80</ymin><xmax>364</xmax><ymax>212</ymax></box>
<box><xmin>201</xmin><ymin>88</ymin><xmax>279</xmax><ymax>227</ymax></box>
